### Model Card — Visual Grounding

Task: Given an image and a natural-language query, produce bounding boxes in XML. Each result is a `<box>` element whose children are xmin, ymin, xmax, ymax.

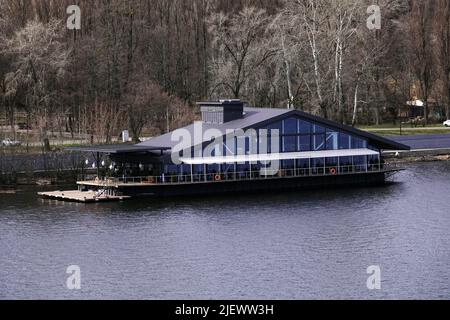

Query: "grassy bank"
<box><xmin>358</xmin><ymin>124</ymin><xmax>450</xmax><ymax>136</ymax></box>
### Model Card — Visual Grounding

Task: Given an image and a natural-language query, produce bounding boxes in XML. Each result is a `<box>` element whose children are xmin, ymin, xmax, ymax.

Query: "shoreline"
<box><xmin>383</xmin><ymin>148</ymin><xmax>450</xmax><ymax>164</ymax></box>
<box><xmin>1</xmin><ymin>151</ymin><xmax>450</xmax><ymax>189</ymax></box>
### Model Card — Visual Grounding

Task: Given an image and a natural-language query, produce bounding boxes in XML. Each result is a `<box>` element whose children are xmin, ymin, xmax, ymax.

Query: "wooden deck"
<box><xmin>38</xmin><ymin>190</ymin><xmax>131</xmax><ymax>203</ymax></box>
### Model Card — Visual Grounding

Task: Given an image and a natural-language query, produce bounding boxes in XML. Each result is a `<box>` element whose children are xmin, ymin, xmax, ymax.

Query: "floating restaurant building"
<box><xmin>39</xmin><ymin>100</ymin><xmax>409</xmax><ymax>202</ymax></box>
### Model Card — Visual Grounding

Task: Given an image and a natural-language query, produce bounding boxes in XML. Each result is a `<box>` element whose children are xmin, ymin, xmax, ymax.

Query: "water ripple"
<box><xmin>1</xmin><ymin>162</ymin><xmax>450</xmax><ymax>299</ymax></box>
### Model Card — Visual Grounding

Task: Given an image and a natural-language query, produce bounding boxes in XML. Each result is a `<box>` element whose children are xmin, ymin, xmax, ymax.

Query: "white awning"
<box><xmin>180</xmin><ymin>148</ymin><xmax>379</xmax><ymax>165</ymax></box>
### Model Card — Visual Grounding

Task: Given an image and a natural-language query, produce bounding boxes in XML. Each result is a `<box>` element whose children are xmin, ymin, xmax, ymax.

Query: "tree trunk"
<box><xmin>374</xmin><ymin>106</ymin><xmax>380</xmax><ymax>126</ymax></box>
<box><xmin>281</xmin><ymin>36</ymin><xmax>294</xmax><ymax>109</ymax></box>
<box><xmin>352</xmin><ymin>83</ymin><xmax>359</xmax><ymax>127</ymax></box>
<box><xmin>424</xmin><ymin>82</ymin><xmax>429</xmax><ymax>124</ymax></box>
<box><xmin>43</xmin><ymin>137</ymin><xmax>51</xmax><ymax>152</ymax></box>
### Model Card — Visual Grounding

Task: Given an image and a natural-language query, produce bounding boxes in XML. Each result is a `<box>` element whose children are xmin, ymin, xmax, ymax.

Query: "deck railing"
<box><xmin>79</xmin><ymin>163</ymin><xmax>400</xmax><ymax>187</ymax></box>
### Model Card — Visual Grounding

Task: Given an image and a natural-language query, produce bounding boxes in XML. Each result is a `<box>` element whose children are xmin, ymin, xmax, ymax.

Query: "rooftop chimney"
<box><xmin>197</xmin><ymin>99</ymin><xmax>244</xmax><ymax>124</ymax></box>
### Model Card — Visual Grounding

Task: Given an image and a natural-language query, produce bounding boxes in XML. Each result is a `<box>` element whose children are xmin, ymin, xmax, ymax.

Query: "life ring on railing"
<box><xmin>330</xmin><ymin>168</ymin><xmax>337</xmax><ymax>175</ymax></box>
<box><xmin>214</xmin><ymin>174</ymin><xmax>222</xmax><ymax>182</ymax></box>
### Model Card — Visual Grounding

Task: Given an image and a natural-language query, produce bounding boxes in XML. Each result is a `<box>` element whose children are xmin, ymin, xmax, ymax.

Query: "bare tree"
<box><xmin>435</xmin><ymin>0</ymin><xmax>450</xmax><ymax>120</ymax></box>
<box><xmin>283</xmin><ymin>0</ymin><xmax>361</xmax><ymax>120</ymax></box>
<box><xmin>407</xmin><ymin>0</ymin><xmax>435</xmax><ymax>124</ymax></box>
<box><xmin>124</xmin><ymin>81</ymin><xmax>194</xmax><ymax>143</ymax></box>
<box><xmin>292</xmin><ymin>0</ymin><xmax>327</xmax><ymax>115</ymax></box>
<box><xmin>208</xmin><ymin>7</ymin><xmax>276</xmax><ymax>101</ymax></box>
<box><xmin>2</xmin><ymin>19</ymin><xmax>70</xmax><ymax>150</ymax></box>
<box><xmin>2</xmin><ymin>0</ymin><xmax>449</xmax><ymax>151</ymax></box>
<box><xmin>268</xmin><ymin>11</ymin><xmax>299</xmax><ymax>109</ymax></box>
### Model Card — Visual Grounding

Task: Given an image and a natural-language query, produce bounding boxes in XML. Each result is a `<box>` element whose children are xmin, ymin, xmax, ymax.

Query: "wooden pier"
<box><xmin>38</xmin><ymin>190</ymin><xmax>131</xmax><ymax>203</ymax></box>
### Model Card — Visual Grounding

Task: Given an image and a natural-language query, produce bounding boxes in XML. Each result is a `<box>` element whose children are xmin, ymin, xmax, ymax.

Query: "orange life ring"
<box><xmin>214</xmin><ymin>174</ymin><xmax>221</xmax><ymax>181</ymax></box>
<box><xmin>330</xmin><ymin>168</ymin><xmax>337</xmax><ymax>175</ymax></box>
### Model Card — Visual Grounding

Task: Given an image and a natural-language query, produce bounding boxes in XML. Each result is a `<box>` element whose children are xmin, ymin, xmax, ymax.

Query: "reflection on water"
<box><xmin>1</xmin><ymin>162</ymin><xmax>450</xmax><ymax>299</ymax></box>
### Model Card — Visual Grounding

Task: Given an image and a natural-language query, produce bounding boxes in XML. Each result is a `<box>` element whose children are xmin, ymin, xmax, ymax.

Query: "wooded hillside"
<box><xmin>0</xmin><ymin>0</ymin><xmax>449</xmax><ymax>146</ymax></box>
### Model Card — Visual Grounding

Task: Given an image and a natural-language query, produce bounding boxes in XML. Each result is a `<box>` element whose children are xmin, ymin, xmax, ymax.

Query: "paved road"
<box><xmin>367</xmin><ymin>127</ymin><xmax>450</xmax><ymax>132</ymax></box>
<box><xmin>388</xmin><ymin>134</ymin><xmax>450</xmax><ymax>150</ymax></box>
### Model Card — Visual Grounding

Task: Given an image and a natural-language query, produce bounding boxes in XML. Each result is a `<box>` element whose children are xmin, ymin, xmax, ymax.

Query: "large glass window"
<box><xmin>326</xmin><ymin>131</ymin><xmax>339</xmax><ymax>150</ymax></box>
<box><xmin>283</xmin><ymin>118</ymin><xmax>298</xmax><ymax>134</ymax></box>
<box><xmin>297</xmin><ymin>159</ymin><xmax>310</xmax><ymax>175</ymax></box>
<box><xmin>254</xmin><ymin>117</ymin><xmax>370</xmax><ymax>154</ymax></box>
<box><xmin>313</xmin><ymin>124</ymin><xmax>325</xmax><ymax>134</ymax></box>
<box><xmin>353</xmin><ymin>156</ymin><xmax>367</xmax><ymax>172</ymax></box>
<box><xmin>313</xmin><ymin>134</ymin><xmax>325</xmax><ymax>151</ymax></box>
<box><xmin>353</xmin><ymin>156</ymin><xmax>366</xmax><ymax>165</ymax></box>
<box><xmin>282</xmin><ymin>160</ymin><xmax>295</xmax><ymax>170</ymax></box>
<box><xmin>207</xmin><ymin>164</ymin><xmax>220</xmax><ymax>173</ymax></box>
<box><xmin>165</xmin><ymin>165</ymin><xmax>179</xmax><ymax>175</ymax></box>
<box><xmin>298</xmin><ymin>159</ymin><xmax>310</xmax><ymax>169</ymax></box>
<box><xmin>339</xmin><ymin>156</ymin><xmax>352</xmax><ymax>166</ymax></box>
<box><xmin>181</xmin><ymin>165</ymin><xmax>191</xmax><ymax>175</ymax></box>
<box><xmin>298</xmin><ymin>120</ymin><xmax>311</xmax><ymax>134</ymax></box>
<box><xmin>194</xmin><ymin>164</ymin><xmax>204</xmax><ymax>174</ymax></box>
<box><xmin>283</xmin><ymin>136</ymin><xmax>297</xmax><ymax>152</ymax></box>
<box><xmin>339</xmin><ymin>133</ymin><xmax>351</xmax><ymax>150</ymax></box>
<box><xmin>326</xmin><ymin>157</ymin><xmax>338</xmax><ymax>168</ymax></box>
<box><xmin>221</xmin><ymin>164</ymin><xmax>235</xmax><ymax>173</ymax></box>
<box><xmin>299</xmin><ymin>135</ymin><xmax>311</xmax><ymax>151</ymax></box>
<box><xmin>236</xmin><ymin>163</ymin><xmax>250</xmax><ymax>178</ymax></box>
<box><xmin>312</xmin><ymin>158</ymin><xmax>325</xmax><ymax>174</ymax></box>
<box><xmin>352</xmin><ymin>137</ymin><xmax>367</xmax><ymax>149</ymax></box>
<box><xmin>312</xmin><ymin>158</ymin><xmax>324</xmax><ymax>168</ymax></box>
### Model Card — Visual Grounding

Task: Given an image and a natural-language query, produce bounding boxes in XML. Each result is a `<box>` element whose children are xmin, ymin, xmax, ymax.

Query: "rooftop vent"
<box><xmin>197</xmin><ymin>99</ymin><xmax>244</xmax><ymax>124</ymax></box>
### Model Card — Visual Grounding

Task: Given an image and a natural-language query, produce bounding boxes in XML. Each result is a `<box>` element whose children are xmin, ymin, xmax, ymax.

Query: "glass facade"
<box><xmin>261</xmin><ymin>117</ymin><xmax>369</xmax><ymax>154</ymax></box>
<box><xmin>123</xmin><ymin>115</ymin><xmax>382</xmax><ymax>180</ymax></box>
<box><xmin>163</xmin><ymin>115</ymin><xmax>379</xmax><ymax>175</ymax></box>
<box><xmin>163</xmin><ymin>154</ymin><xmax>381</xmax><ymax>176</ymax></box>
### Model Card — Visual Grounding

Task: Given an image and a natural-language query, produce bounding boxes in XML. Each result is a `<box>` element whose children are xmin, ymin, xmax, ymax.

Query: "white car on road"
<box><xmin>1</xmin><ymin>138</ymin><xmax>22</xmax><ymax>147</ymax></box>
<box><xmin>444</xmin><ymin>120</ymin><xmax>450</xmax><ymax>127</ymax></box>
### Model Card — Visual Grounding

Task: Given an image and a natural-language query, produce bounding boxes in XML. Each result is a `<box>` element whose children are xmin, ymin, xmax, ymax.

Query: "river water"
<box><xmin>1</xmin><ymin>161</ymin><xmax>450</xmax><ymax>299</ymax></box>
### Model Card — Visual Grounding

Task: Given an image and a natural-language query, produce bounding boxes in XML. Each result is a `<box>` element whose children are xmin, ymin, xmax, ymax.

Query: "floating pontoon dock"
<box><xmin>38</xmin><ymin>190</ymin><xmax>131</xmax><ymax>203</ymax></box>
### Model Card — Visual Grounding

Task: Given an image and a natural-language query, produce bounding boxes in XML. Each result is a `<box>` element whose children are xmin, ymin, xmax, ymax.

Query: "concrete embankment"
<box><xmin>383</xmin><ymin>148</ymin><xmax>450</xmax><ymax>163</ymax></box>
